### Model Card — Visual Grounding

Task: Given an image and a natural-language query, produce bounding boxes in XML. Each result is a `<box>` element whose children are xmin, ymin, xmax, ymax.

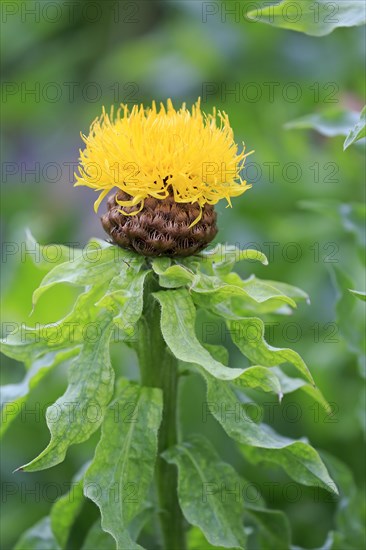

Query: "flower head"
<box><xmin>75</xmin><ymin>98</ymin><xmax>252</xmax><ymax>224</ymax></box>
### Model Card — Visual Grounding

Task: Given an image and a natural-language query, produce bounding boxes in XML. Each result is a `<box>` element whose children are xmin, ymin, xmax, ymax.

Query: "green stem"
<box><xmin>136</xmin><ymin>275</ymin><xmax>186</xmax><ymax>550</ymax></box>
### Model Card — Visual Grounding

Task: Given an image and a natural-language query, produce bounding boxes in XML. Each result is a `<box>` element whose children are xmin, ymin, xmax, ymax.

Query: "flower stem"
<box><xmin>136</xmin><ymin>276</ymin><xmax>186</xmax><ymax>550</ymax></box>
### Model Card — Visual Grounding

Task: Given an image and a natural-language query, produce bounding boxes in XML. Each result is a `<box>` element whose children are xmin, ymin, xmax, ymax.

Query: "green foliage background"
<box><xmin>1</xmin><ymin>1</ymin><xmax>365</xmax><ymax>549</ymax></box>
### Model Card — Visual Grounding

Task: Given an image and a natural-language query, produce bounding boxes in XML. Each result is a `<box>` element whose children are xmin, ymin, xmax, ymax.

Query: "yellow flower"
<box><xmin>75</xmin><ymin>99</ymin><xmax>252</xmax><ymax>224</ymax></box>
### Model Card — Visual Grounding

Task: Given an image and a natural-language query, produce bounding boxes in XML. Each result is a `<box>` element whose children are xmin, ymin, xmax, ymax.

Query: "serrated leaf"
<box><xmin>84</xmin><ymin>378</ymin><xmax>162</xmax><ymax>550</ymax></box>
<box><xmin>344</xmin><ymin>106</ymin><xmax>366</xmax><ymax>149</ymax></box>
<box><xmin>247</xmin><ymin>0</ymin><xmax>366</xmax><ymax>36</ymax></box>
<box><xmin>19</xmin><ymin>318</ymin><xmax>114</xmax><ymax>471</ymax></box>
<box><xmin>14</xmin><ymin>517</ymin><xmax>60</xmax><ymax>550</ymax></box>
<box><xmin>204</xmin><ymin>375</ymin><xmax>337</xmax><ymax>494</ymax></box>
<box><xmin>50</xmin><ymin>462</ymin><xmax>89</xmax><ymax>548</ymax></box>
<box><xmin>163</xmin><ymin>435</ymin><xmax>247</xmax><ymax>549</ymax></box>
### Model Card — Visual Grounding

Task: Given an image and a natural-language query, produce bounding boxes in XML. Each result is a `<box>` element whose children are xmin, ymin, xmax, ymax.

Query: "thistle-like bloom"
<box><xmin>75</xmin><ymin>99</ymin><xmax>252</xmax><ymax>256</ymax></box>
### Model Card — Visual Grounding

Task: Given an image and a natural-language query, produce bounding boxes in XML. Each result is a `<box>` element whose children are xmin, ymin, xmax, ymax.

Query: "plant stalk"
<box><xmin>136</xmin><ymin>276</ymin><xmax>186</xmax><ymax>550</ymax></box>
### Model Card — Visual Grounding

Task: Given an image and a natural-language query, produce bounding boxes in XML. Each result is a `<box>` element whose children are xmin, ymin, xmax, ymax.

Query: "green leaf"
<box><xmin>50</xmin><ymin>462</ymin><xmax>89</xmax><ymax>548</ymax></box>
<box><xmin>187</xmin><ymin>526</ymin><xmax>237</xmax><ymax>549</ymax></box>
<box><xmin>81</xmin><ymin>521</ymin><xmax>116</xmax><ymax>550</ymax></box>
<box><xmin>19</xmin><ymin>318</ymin><xmax>115</xmax><ymax>472</ymax></box>
<box><xmin>193</xmin><ymin>348</ymin><xmax>282</xmax><ymax>398</ymax></box>
<box><xmin>256</xmin><ymin>279</ymin><xmax>309</xmax><ymax>304</ymax></box>
<box><xmin>349</xmin><ymin>289</ymin><xmax>366</xmax><ymax>301</ymax></box>
<box><xmin>0</xmin><ymin>281</ymin><xmax>118</xmax><ymax>438</ymax></box>
<box><xmin>344</xmin><ymin>106</ymin><xmax>366</xmax><ymax>149</ymax></box>
<box><xmin>247</xmin><ymin>0</ymin><xmax>366</xmax><ymax>36</ymax></box>
<box><xmin>270</xmin><ymin>367</ymin><xmax>329</xmax><ymax>410</ymax></box>
<box><xmin>244</xmin><ymin>505</ymin><xmax>291</xmax><ymax>550</ymax></box>
<box><xmin>227</xmin><ymin>317</ymin><xmax>315</xmax><ymax>385</ymax></box>
<box><xmin>151</xmin><ymin>259</ymin><xmax>195</xmax><ymax>288</ymax></box>
<box><xmin>31</xmin><ymin>243</ymin><xmax>133</xmax><ymax>307</ymax></box>
<box><xmin>25</xmin><ymin>229</ymin><xmax>83</xmax><ymax>271</ymax></box>
<box><xmin>331</xmin><ymin>266</ymin><xmax>365</xmax><ymax>358</ymax></box>
<box><xmin>191</xmin><ymin>273</ymin><xmax>300</xmax><ymax>315</ymax></box>
<box><xmin>233</xmin><ymin>366</ymin><xmax>283</xmax><ymax>398</ymax></box>
<box><xmin>0</xmin><ymin>284</ymin><xmax>106</xmax><ymax>365</ymax></box>
<box><xmin>199</xmin><ymin>344</ymin><xmax>326</xmax><ymax>405</ymax></box>
<box><xmin>249</xmin><ymin>510</ymin><xmax>290</xmax><ymax>548</ymax></box>
<box><xmin>0</xmin><ymin>349</ymin><xmax>78</xmax><ymax>438</ymax></box>
<box><xmin>155</xmin><ymin>288</ymin><xmax>315</xmax><ymax>385</ymax></box>
<box><xmin>14</xmin><ymin>517</ymin><xmax>60</xmax><ymax>550</ymax></box>
<box><xmin>200</xmin><ymin>244</ymin><xmax>268</xmax><ymax>275</ymax></box>
<box><xmin>204</xmin><ymin>375</ymin><xmax>337</xmax><ymax>494</ymax></box>
<box><xmin>84</xmin><ymin>378</ymin><xmax>162</xmax><ymax>550</ymax></box>
<box><xmin>284</xmin><ymin>109</ymin><xmax>360</xmax><ymax>138</ymax></box>
<box><xmin>320</xmin><ymin>452</ymin><xmax>365</xmax><ymax>548</ymax></box>
<box><xmin>300</xmin><ymin>200</ymin><xmax>366</xmax><ymax>250</ymax></box>
<box><xmin>154</xmin><ymin>288</ymin><xmax>247</xmax><ymax>380</ymax></box>
<box><xmin>97</xmin><ymin>265</ymin><xmax>149</xmax><ymax>339</ymax></box>
<box><xmin>163</xmin><ymin>435</ymin><xmax>247</xmax><ymax>549</ymax></box>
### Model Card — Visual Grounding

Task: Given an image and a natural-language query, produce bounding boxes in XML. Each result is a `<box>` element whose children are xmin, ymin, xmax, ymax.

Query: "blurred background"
<box><xmin>1</xmin><ymin>1</ymin><xmax>365</xmax><ymax>549</ymax></box>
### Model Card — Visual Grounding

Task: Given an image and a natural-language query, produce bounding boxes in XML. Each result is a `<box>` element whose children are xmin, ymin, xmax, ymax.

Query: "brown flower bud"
<box><xmin>101</xmin><ymin>191</ymin><xmax>218</xmax><ymax>257</ymax></box>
